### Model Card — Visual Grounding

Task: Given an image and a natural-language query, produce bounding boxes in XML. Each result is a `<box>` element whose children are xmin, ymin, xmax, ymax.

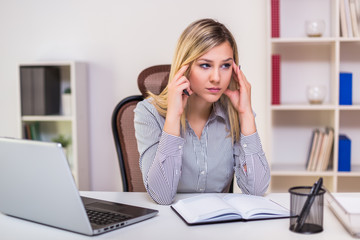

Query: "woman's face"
<box><xmin>188</xmin><ymin>41</ymin><xmax>234</xmax><ymax>104</ymax></box>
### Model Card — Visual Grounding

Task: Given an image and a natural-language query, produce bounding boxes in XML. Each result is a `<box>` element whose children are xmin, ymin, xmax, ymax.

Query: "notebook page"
<box><xmin>223</xmin><ymin>194</ymin><xmax>289</xmax><ymax>219</ymax></box>
<box><xmin>173</xmin><ymin>194</ymin><xmax>239</xmax><ymax>222</ymax></box>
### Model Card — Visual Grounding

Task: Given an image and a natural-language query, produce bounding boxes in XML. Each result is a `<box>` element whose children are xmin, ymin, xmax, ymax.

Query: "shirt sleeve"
<box><xmin>134</xmin><ymin>101</ymin><xmax>184</xmax><ymax>205</ymax></box>
<box><xmin>233</xmin><ymin>131</ymin><xmax>270</xmax><ymax>196</ymax></box>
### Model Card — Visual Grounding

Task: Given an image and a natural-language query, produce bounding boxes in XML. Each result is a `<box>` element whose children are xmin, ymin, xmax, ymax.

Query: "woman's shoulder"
<box><xmin>135</xmin><ymin>97</ymin><xmax>161</xmax><ymax>117</ymax></box>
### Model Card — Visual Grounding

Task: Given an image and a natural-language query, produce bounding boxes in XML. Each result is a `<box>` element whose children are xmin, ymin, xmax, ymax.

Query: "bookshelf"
<box><xmin>267</xmin><ymin>0</ymin><xmax>360</xmax><ymax>192</ymax></box>
<box><xmin>18</xmin><ymin>61</ymin><xmax>90</xmax><ymax>190</ymax></box>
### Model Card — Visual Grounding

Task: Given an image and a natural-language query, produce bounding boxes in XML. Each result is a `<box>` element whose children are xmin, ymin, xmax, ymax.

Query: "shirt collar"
<box><xmin>208</xmin><ymin>101</ymin><xmax>227</xmax><ymax>122</ymax></box>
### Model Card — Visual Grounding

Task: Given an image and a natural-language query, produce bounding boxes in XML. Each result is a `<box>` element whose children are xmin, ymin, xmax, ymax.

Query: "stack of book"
<box><xmin>306</xmin><ymin>127</ymin><xmax>334</xmax><ymax>171</ymax></box>
<box><xmin>20</xmin><ymin>66</ymin><xmax>60</xmax><ymax>115</ymax></box>
<box><xmin>23</xmin><ymin>122</ymin><xmax>40</xmax><ymax>140</ymax></box>
<box><xmin>340</xmin><ymin>0</ymin><xmax>360</xmax><ymax>38</ymax></box>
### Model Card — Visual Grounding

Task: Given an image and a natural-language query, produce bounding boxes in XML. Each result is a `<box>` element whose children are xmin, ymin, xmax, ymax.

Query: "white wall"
<box><xmin>0</xmin><ymin>0</ymin><xmax>268</xmax><ymax>191</ymax></box>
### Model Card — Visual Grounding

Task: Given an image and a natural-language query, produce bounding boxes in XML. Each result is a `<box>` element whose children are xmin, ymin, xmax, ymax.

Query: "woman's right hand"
<box><xmin>164</xmin><ymin>65</ymin><xmax>192</xmax><ymax>136</ymax></box>
<box><xmin>166</xmin><ymin>65</ymin><xmax>192</xmax><ymax>117</ymax></box>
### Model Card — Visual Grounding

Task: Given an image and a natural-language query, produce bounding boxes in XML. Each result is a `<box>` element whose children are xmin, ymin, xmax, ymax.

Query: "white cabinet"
<box><xmin>18</xmin><ymin>61</ymin><xmax>90</xmax><ymax>190</ymax></box>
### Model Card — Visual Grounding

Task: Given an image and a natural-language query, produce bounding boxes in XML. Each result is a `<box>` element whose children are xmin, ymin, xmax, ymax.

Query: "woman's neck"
<box><xmin>187</xmin><ymin>95</ymin><xmax>212</xmax><ymax>119</ymax></box>
<box><xmin>186</xmin><ymin>95</ymin><xmax>213</xmax><ymax>138</ymax></box>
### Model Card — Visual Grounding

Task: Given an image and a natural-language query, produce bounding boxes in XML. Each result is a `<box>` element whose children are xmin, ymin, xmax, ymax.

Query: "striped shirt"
<box><xmin>134</xmin><ymin>98</ymin><xmax>270</xmax><ymax>205</ymax></box>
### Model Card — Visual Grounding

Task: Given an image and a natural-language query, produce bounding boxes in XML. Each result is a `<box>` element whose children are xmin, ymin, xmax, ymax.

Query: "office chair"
<box><xmin>112</xmin><ymin>65</ymin><xmax>170</xmax><ymax>192</ymax></box>
<box><xmin>112</xmin><ymin>64</ymin><xmax>234</xmax><ymax>193</ymax></box>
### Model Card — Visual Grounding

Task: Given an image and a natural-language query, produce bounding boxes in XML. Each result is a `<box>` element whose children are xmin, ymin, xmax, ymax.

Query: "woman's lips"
<box><xmin>207</xmin><ymin>88</ymin><xmax>221</xmax><ymax>93</ymax></box>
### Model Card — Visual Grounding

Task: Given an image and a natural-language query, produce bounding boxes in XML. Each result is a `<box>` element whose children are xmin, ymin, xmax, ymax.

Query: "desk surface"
<box><xmin>0</xmin><ymin>191</ymin><xmax>354</xmax><ymax>240</ymax></box>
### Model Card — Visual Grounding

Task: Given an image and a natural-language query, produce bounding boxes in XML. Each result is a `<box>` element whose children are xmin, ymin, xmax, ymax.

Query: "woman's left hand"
<box><xmin>224</xmin><ymin>62</ymin><xmax>256</xmax><ymax>136</ymax></box>
<box><xmin>224</xmin><ymin>62</ymin><xmax>252</xmax><ymax>116</ymax></box>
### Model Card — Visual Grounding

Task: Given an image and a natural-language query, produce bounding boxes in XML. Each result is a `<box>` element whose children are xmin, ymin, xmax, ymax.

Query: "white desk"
<box><xmin>0</xmin><ymin>192</ymin><xmax>354</xmax><ymax>240</ymax></box>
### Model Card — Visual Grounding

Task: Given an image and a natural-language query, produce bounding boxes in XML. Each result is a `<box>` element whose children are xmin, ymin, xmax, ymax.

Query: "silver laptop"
<box><xmin>0</xmin><ymin>137</ymin><xmax>158</xmax><ymax>236</ymax></box>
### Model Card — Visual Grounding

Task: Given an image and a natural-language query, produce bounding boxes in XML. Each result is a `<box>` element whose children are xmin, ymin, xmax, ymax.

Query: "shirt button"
<box><xmin>200</xmin><ymin>171</ymin><xmax>205</xmax><ymax>175</ymax></box>
<box><xmin>178</xmin><ymin>145</ymin><xmax>182</xmax><ymax>149</ymax></box>
<box><xmin>243</xmin><ymin>143</ymin><xmax>247</xmax><ymax>148</ymax></box>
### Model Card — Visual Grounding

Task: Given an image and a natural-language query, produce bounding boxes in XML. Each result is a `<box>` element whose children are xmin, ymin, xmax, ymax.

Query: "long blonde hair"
<box><xmin>148</xmin><ymin>18</ymin><xmax>240</xmax><ymax>142</ymax></box>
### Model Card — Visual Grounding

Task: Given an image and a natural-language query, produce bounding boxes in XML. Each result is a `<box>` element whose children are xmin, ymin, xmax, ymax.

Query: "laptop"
<box><xmin>0</xmin><ymin>137</ymin><xmax>158</xmax><ymax>236</ymax></box>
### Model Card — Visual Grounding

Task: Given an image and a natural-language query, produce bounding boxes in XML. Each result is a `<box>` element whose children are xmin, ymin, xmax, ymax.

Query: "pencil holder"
<box><xmin>289</xmin><ymin>186</ymin><xmax>326</xmax><ymax>234</ymax></box>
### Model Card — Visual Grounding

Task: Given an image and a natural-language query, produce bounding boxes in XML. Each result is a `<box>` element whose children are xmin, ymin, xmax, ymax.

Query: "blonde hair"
<box><xmin>148</xmin><ymin>18</ymin><xmax>240</xmax><ymax>142</ymax></box>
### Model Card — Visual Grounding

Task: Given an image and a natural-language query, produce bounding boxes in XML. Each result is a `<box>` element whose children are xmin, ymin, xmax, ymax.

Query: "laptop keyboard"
<box><xmin>86</xmin><ymin>209</ymin><xmax>131</xmax><ymax>226</ymax></box>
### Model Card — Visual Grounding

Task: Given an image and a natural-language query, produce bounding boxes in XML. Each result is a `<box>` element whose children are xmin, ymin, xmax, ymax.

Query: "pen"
<box><xmin>293</xmin><ymin>177</ymin><xmax>323</xmax><ymax>232</ymax></box>
<box><xmin>183</xmin><ymin>89</ymin><xmax>190</xmax><ymax>96</ymax></box>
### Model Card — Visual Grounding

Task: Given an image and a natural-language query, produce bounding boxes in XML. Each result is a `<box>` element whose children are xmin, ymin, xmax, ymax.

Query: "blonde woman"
<box><xmin>134</xmin><ymin>19</ymin><xmax>270</xmax><ymax>205</ymax></box>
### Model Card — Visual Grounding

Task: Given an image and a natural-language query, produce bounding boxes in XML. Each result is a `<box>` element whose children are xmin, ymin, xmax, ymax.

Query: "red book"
<box><xmin>272</xmin><ymin>55</ymin><xmax>281</xmax><ymax>105</ymax></box>
<box><xmin>271</xmin><ymin>0</ymin><xmax>280</xmax><ymax>38</ymax></box>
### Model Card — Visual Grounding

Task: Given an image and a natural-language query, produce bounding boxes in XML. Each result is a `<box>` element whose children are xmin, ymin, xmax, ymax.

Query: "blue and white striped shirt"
<box><xmin>134</xmin><ymin>98</ymin><xmax>270</xmax><ymax>205</ymax></box>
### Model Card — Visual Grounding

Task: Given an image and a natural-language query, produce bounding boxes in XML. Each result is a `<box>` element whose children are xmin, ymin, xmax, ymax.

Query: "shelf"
<box><xmin>272</xmin><ymin>37</ymin><xmax>360</xmax><ymax>44</ymax></box>
<box><xmin>18</xmin><ymin>61</ymin><xmax>89</xmax><ymax>190</ymax></box>
<box><xmin>271</xmin><ymin>163</ymin><xmax>334</xmax><ymax>176</ymax></box>
<box><xmin>271</xmin><ymin>37</ymin><xmax>336</xmax><ymax>44</ymax></box>
<box><xmin>268</xmin><ymin>0</ymin><xmax>360</xmax><ymax>193</ymax></box>
<box><xmin>271</xmin><ymin>104</ymin><xmax>336</xmax><ymax>111</ymax></box>
<box><xmin>339</xmin><ymin>106</ymin><xmax>360</xmax><ymax>110</ymax></box>
<box><xmin>339</xmin><ymin>37</ymin><xmax>360</xmax><ymax>42</ymax></box>
<box><xmin>22</xmin><ymin>115</ymin><xmax>73</xmax><ymax>122</ymax></box>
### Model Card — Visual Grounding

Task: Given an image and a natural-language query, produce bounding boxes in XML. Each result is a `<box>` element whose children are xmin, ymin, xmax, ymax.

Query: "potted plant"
<box><xmin>52</xmin><ymin>134</ymin><xmax>71</xmax><ymax>148</ymax></box>
<box><xmin>52</xmin><ymin>134</ymin><xmax>72</xmax><ymax>166</ymax></box>
<box><xmin>62</xmin><ymin>87</ymin><xmax>72</xmax><ymax>115</ymax></box>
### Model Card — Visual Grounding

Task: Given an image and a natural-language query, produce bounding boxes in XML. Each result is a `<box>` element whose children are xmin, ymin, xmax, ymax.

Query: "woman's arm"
<box><xmin>234</xmin><ymin>132</ymin><xmax>270</xmax><ymax>195</ymax></box>
<box><xmin>134</xmin><ymin>101</ymin><xmax>184</xmax><ymax>205</ymax></box>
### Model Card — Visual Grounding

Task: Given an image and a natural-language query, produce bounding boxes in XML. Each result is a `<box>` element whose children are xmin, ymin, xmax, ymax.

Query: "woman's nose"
<box><xmin>210</xmin><ymin>68</ymin><xmax>220</xmax><ymax>83</ymax></box>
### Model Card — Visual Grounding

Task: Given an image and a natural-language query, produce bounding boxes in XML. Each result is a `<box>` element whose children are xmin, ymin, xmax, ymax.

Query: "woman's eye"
<box><xmin>221</xmin><ymin>63</ymin><xmax>231</xmax><ymax>69</ymax></box>
<box><xmin>200</xmin><ymin>64</ymin><xmax>211</xmax><ymax>69</ymax></box>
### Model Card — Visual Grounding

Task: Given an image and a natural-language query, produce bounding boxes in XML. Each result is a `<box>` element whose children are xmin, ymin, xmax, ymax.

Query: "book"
<box><xmin>306</xmin><ymin>129</ymin><xmax>319</xmax><ymax>170</ymax></box>
<box><xmin>321</xmin><ymin>127</ymin><xmax>334</xmax><ymax>171</ymax></box>
<box><xmin>350</xmin><ymin>0</ymin><xmax>360</xmax><ymax>37</ymax></box>
<box><xmin>306</xmin><ymin>127</ymin><xmax>334</xmax><ymax>171</ymax></box>
<box><xmin>271</xmin><ymin>0</ymin><xmax>280</xmax><ymax>38</ymax></box>
<box><xmin>32</xmin><ymin>67</ymin><xmax>61</xmax><ymax>115</ymax></box>
<box><xmin>340</xmin><ymin>0</ymin><xmax>349</xmax><ymax>37</ymax></box>
<box><xmin>327</xmin><ymin>192</ymin><xmax>360</xmax><ymax>237</ymax></box>
<box><xmin>339</xmin><ymin>72</ymin><xmax>353</xmax><ymax>105</ymax></box>
<box><xmin>171</xmin><ymin>194</ymin><xmax>290</xmax><ymax>225</ymax></box>
<box><xmin>272</xmin><ymin>55</ymin><xmax>281</xmax><ymax>105</ymax></box>
<box><xmin>338</xmin><ymin>135</ymin><xmax>351</xmax><ymax>172</ymax></box>
<box><xmin>20</xmin><ymin>67</ymin><xmax>34</xmax><ymax>115</ymax></box>
<box><xmin>345</xmin><ymin>0</ymin><xmax>354</xmax><ymax>37</ymax></box>
<box><xmin>316</xmin><ymin>131</ymin><xmax>328</xmax><ymax>171</ymax></box>
<box><xmin>311</xmin><ymin>131</ymin><xmax>324</xmax><ymax>171</ymax></box>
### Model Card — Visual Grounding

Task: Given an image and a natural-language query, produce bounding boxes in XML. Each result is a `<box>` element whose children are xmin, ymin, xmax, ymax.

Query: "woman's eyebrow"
<box><xmin>197</xmin><ymin>57</ymin><xmax>234</xmax><ymax>62</ymax></box>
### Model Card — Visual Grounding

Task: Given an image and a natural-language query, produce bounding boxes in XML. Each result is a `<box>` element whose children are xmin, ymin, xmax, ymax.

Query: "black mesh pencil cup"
<box><xmin>289</xmin><ymin>186</ymin><xmax>326</xmax><ymax>234</ymax></box>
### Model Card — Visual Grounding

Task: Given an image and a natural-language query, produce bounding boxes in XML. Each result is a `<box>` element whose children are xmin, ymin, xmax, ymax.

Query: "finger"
<box><xmin>174</xmin><ymin>65</ymin><xmax>189</xmax><ymax>81</ymax></box>
<box><xmin>233</xmin><ymin>62</ymin><xmax>248</xmax><ymax>89</ymax></box>
<box><xmin>239</xmin><ymin>69</ymin><xmax>251</xmax><ymax>89</ymax></box>
<box><xmin>177</xmin><ymin>77</ymin><xmax>192</xmax><ymax>95</ymax></box>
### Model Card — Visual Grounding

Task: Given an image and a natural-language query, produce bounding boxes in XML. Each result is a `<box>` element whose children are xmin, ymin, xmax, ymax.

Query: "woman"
<box><xmin>134</xmin><ymin>18</ymin><xmax>270</xmax><ymax>205</ymax></box>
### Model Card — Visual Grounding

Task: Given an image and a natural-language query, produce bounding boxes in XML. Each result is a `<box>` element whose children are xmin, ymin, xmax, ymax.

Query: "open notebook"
<box><xmin>171</xmin><ymin>193</ymin><xmax>291</xmax><ymax>225</ymax></box>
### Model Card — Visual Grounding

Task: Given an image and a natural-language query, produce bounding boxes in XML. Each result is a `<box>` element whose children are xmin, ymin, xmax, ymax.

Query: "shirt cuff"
<box><xmin>239</xmin><ymin>131</ymin><xmax>263</xmax><ymax>155</ymax></box>
<box><xmin>157</xmin><ymin>131</ymin><xmax>185</xmax><ymax>159</ymax></box>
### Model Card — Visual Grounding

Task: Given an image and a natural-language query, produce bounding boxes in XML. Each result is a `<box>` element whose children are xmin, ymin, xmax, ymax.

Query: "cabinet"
<box><xmin>18</xmin><ymin>61</ymin><xmax>90</xmax><ymax>190</ymax></box>
<box><xmin>267</xmin><ymin>0</ymin><xmax>360</xmax><ymax>192</ymax></box>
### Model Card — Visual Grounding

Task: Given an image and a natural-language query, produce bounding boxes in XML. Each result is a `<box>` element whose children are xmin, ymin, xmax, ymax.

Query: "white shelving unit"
<box><xmin>267</xmin><ymin>0</ymin><xmax>360</xmax><ymax>192</ymax></box>
<box><xmin>18</xmin><ymin>61</ymin><xmax>90</xmax><ymax>190</ymax></box>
